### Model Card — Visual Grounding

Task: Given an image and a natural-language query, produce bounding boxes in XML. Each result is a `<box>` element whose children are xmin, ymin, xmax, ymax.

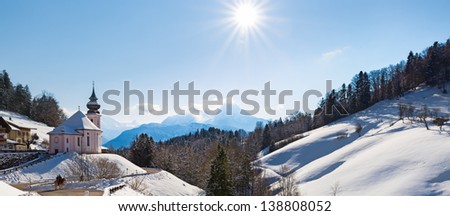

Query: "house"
<box><xmin>0</xmin><ymin>116</ymin><xmax>36</xmax><ymax>151</ymax></box>
<box><xmin>47</xmin><ymin>85</ymin><xmax>102</xmax><ymax>154</ymax></box>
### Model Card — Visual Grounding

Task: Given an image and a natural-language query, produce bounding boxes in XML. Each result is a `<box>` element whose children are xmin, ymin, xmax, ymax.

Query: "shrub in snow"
<box><xmin>355</xmin><ymin>124</ymin><xmax>363</xmax><ymax>137</ymax></box>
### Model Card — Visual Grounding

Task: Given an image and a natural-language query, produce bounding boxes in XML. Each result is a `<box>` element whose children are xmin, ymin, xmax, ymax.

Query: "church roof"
<box><xmin>48</xmin><ymin>111</ymin><xmax>101</xmax><ymax>135</ymax></box>
<box><xmin>89</xmin><ymin>86</ymin><xmax>98</xmax><ymax>101</ymax></box>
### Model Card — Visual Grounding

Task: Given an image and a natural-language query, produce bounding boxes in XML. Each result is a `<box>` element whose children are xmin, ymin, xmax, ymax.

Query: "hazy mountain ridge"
<box><xmin>104</xmin><ymin>122</ymin><xmax>213</xmax><ymax>149</ymax></box>
<box><xmin>104</xmin><ymin>104</ymin><xmax>266</xmax><ymax>149</ymax></box>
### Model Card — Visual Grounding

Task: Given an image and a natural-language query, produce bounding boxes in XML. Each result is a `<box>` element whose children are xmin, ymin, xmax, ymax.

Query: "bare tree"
<box><xmin>355</xmin><ymin>123</ymin><xmax>363</xmax><ymax>137</ymax></box>
<box><xmin>330</xmin><ymin>182</ymin><xmax>341</xmax><ymax>196</ymax></box>
<box><xmin>418</xmin><ymin>105</ymin><xmax>430</xmax><ymax>130</ymax></box>
<box><xmin>93</xmin><ymin>158</ymin><xmax>122</xmax><ymax>179</ymax></box>
<box><xmin>433</xmin><ymin>117</ymin><xmax>449</xmax><ymax>131</ymax></box>
<box><xmin>406</xmin><ymin>104</ymin><xmax>415</xmax><ymax>122</ymax></box>
<box><xmin>278</xmin><ymin>165</ymin><xmax>300</xmax><ymax>196</ymax></box>
<box><xmin>126</xmin><ymin>175</ymin><xmax>149</xmax><ymax>194</ymax></box>
<box><xmin>68</xmin><ymin>155</ymin><xmax>122</xmax><ymax>181</ymax></box>
<box><xmin>398</xmin><ymin>103</ymin><xmax>406</xmax><ymax>122</ymax></box>
<box><xmin>67</xmin><ymin>154</ymin><xmax>93</xmax><ymax>181</ymax></box>
<box><xmin>251</xmin><ymin>169</ymin><xmax>272</xmax><ymax>196</ymax></box>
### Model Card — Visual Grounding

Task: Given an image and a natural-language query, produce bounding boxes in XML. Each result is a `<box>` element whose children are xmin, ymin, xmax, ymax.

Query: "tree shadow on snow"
<box><xmin>303</xmin><ymin>161</ymin><xmax>345</xmax><ymax>182</ymax></box>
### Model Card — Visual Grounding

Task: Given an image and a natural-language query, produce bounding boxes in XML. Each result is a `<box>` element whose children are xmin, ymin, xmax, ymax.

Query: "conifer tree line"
<box><xmin>312</xmin><ymin>40</ymin><xmax>450</xmax><ymax>128</ymax></box>
<box><xmin>0</xmin><ymin>70</ymin><xmax>66</xmax><ymax>126</ymax></box>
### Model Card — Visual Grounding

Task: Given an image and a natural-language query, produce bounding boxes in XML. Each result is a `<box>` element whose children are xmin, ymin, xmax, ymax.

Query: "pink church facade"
<box><xmin>48</xmin><ymin>86</ymin><xmax>102</xmax><ymax>154</ymax></box>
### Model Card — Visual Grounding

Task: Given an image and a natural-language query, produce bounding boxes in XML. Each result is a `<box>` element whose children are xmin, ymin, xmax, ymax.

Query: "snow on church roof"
<box><xmin>48</xmin><ymin>111</ymin><xmax>100</xmax><ymax>135</ymax></box>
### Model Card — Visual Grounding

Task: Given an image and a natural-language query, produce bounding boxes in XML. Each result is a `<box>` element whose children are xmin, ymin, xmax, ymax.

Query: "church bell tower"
<box><xmin>86</xmin><ymin>82</ymin><xmax>101</xmax><ymax>129</ymax></box>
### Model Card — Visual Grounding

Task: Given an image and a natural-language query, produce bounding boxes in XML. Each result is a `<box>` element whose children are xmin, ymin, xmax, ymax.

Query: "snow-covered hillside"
<box><xmin>117</xmin><ymin>171</ymin><xmax>205</xmax><ymax>196</ymax></box>
<box><xmin>0</xmin><ymin>181</ymin><xmax>28</xmax><ymax>196</ymax></box>
<box><xmin>0</xmin><ymin>153</ymin><xmax>145</xmax><ymax>183</ymax></box>
<box><xmin>257</xmin><ymin>85</ymin><xmax>450</xmax><ymax>195</ymax></box>
<box><xmin>0</xmin><ymin>110</ymin><xmax>53</xmax><ymax>149</ymax></box>
<box><xmin>0</xmin><ymin>153</ymin><xmax>203</xmax><ymax>196</ymax></box>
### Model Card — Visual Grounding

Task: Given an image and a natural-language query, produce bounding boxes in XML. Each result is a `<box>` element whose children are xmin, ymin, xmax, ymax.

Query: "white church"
<box><xmin>48</xmin><ymin>85</ymin><xmax>102</xmax><ymax>154</ymax></box>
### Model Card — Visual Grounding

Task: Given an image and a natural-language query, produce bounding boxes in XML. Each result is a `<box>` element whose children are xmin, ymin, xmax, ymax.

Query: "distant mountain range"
<box><xmin>103</xmin><ymin>104</ymin><xmax>266</xmax><ymax>149</ymax></box>
<box><xmin>101</xmin><ymin>116</ymin><xmax>137</xmax><ymax>144</ymax></box>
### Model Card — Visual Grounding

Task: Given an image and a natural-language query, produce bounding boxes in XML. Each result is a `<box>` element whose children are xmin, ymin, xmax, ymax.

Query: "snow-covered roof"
<box><xmin>7</xmin><ymin>139</ymin><xmax>19</xmax><ymax>144</ymax></box>
<box><xmin>0</xmin><ymin>116</ymin><xmax>35</xmax><ymax>131</ymax></box>
<box><xmin>5</xmin><ymin>119</ymin><xmax>37</xmax><ymax>130</ymax></box>
<box><xmin>0</xmin><ymin>110</ymin><xmax>54</xmax><ymax>144</ymax></box>
<box><xmin>6</xmin><ymin>123</ymin><xmax>20</xmax><ymax>131</ymax></box>
<box><xmin>48</xmin><ymin>111</ymin><xmax>100</xmax><ymax>135</ymax></box>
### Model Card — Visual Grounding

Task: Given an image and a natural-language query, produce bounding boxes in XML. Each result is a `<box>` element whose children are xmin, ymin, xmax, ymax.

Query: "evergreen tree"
<box><xmin>30</xmin><ymin>92</ymin><xmax>66</xmax><ymax>127</ymax></box>
<box><xmin>312</xmin><ymin>98</ymin><xmax>326</xmax><ymax>129</ymax></box>
<box><xmin>361</xmin><ymin>72</ymin><xmax>371</xmax><ymax>108</ymax></box>
<box><xmin>346</xmin><ymin>83</ymin><xmax>355</xmax><ymax>113</ymax></box>
<box><xmin>324</xmin><ymin>89</ymin><xmax>339</xmax><ymax>123</ymax></box>
<box><xmin>261</xmin><ymin>124</ymin><xmax>272</xmax><ymax>149</ymax></box>
<box><xmin>380</xmin><ymin>70</ymin><xmax>387</xmax><ymax>100</ymax></box>
<box><xmin>405</xmin><ymin>51</ymin><xmax>417</xmax><ymax>89</ymax></box>
<box><xmin>0</xmin><ymin>70</ymin><xmax>13</xmax><ymax>110</ymax></box>
<box><xmin>425</xmin><ymin>42</ymin><xmax>443</xmax><ymax>86</ymax></box>
<box><xmin>353</xmin><ymin>71</ymin><xmax>371</xmax><ymax>111</ymax></box>
<box><xmin>444</xmin><ymin>40</ymin><xmax>450</xmax><ymax>93</ymax></box>
<box><xmin>231</xmin><ymin>150</ymin><xmax>252</xmax><ymax>195</ymax></box>
<box><xmin>338</xmin><ymin>83</ymin><xmax>347</xmax><ymax>108</ymax></box>
<box><xmin>11</xmin><ymin>84</ymin><xmax>32</xmax><ymax>116</ymax></box>
<box><xmin>386</xmin><ymin>80</ymin><xmax>394</xmax><ymax>99</ymax></box>
<box><xmin>206</xmin><ymin>145</ymin><xmax>233</xmax><ymax>196</ymax></box>
<box><xmin>129</xmin><ymin>133</ymin><xmax>155</xmax><ymax>167</ymax></box>
<box><xmin>392</xmin><ymin>66</ymin><xmax>403</xmax><ymax>97</ymax></box>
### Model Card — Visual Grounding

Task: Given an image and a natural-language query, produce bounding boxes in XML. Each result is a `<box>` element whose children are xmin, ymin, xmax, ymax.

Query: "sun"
<box><xmin>220</xmin><ymin>0</ymin><xmax>270</xmax><ymax>45</ymax></box>
<box><xmin>232</xmin><ymin>0</ymin><xmax>262</xmax><ymax>32</ymax></box>
<box><xmin>233</xmin><ymin>3</ymin><xmax>260</xmax><ymax>29</ymax></box>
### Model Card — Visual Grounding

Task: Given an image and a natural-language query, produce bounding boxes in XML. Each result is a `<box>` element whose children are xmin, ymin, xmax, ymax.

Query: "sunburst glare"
<box><xmin>222</xmin><ymin>0</ymin><xmax>269</xmax><ymax>41</ymax></box>
<box><xmin>233</xmin><ymin>2</ymin><xmax>260</xmax><ymax>30</ymax></box>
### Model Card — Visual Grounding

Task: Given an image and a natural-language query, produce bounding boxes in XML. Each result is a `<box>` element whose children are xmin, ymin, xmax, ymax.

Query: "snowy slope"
<box><xmin>119</xmin><ymin>171</ymin><xmax>205</xmax><ymax>196</ymax></box>
<box><xmin>0</xmin><ymin>153</ymin><xmax>203</xmax><ymax>196</ymax></box>
<box><xmin>0</xmin><ymin>181</ymin><xmax>27</xmax><ymax>196</ymax></box>
<box><xmin>257</xmin><ymin>85</ymin><xmax>450</xmax><ymax>195</ymax></box>
<box><xmin>0</xmin><ymin>153</ymin><xmax>146</xmax><ymax>183</ymax></box>
<box><xmin>0</xmin><ymin>110</ymin><xmax>53</xmax><ymax>149</ymax></box>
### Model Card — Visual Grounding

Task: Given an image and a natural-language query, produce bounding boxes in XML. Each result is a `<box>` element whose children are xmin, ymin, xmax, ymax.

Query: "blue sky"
<box><xmin>1</xmin><ymin>0</ymin><xmax>450</xmax><ymax>123</ymax></box>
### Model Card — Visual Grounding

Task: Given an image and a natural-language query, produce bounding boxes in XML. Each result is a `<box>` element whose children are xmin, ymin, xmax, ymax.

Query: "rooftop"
<box><xmin>48</xmin><ymin>111</ymin><xmax>101</xmax><ymax>135</ymax></box>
